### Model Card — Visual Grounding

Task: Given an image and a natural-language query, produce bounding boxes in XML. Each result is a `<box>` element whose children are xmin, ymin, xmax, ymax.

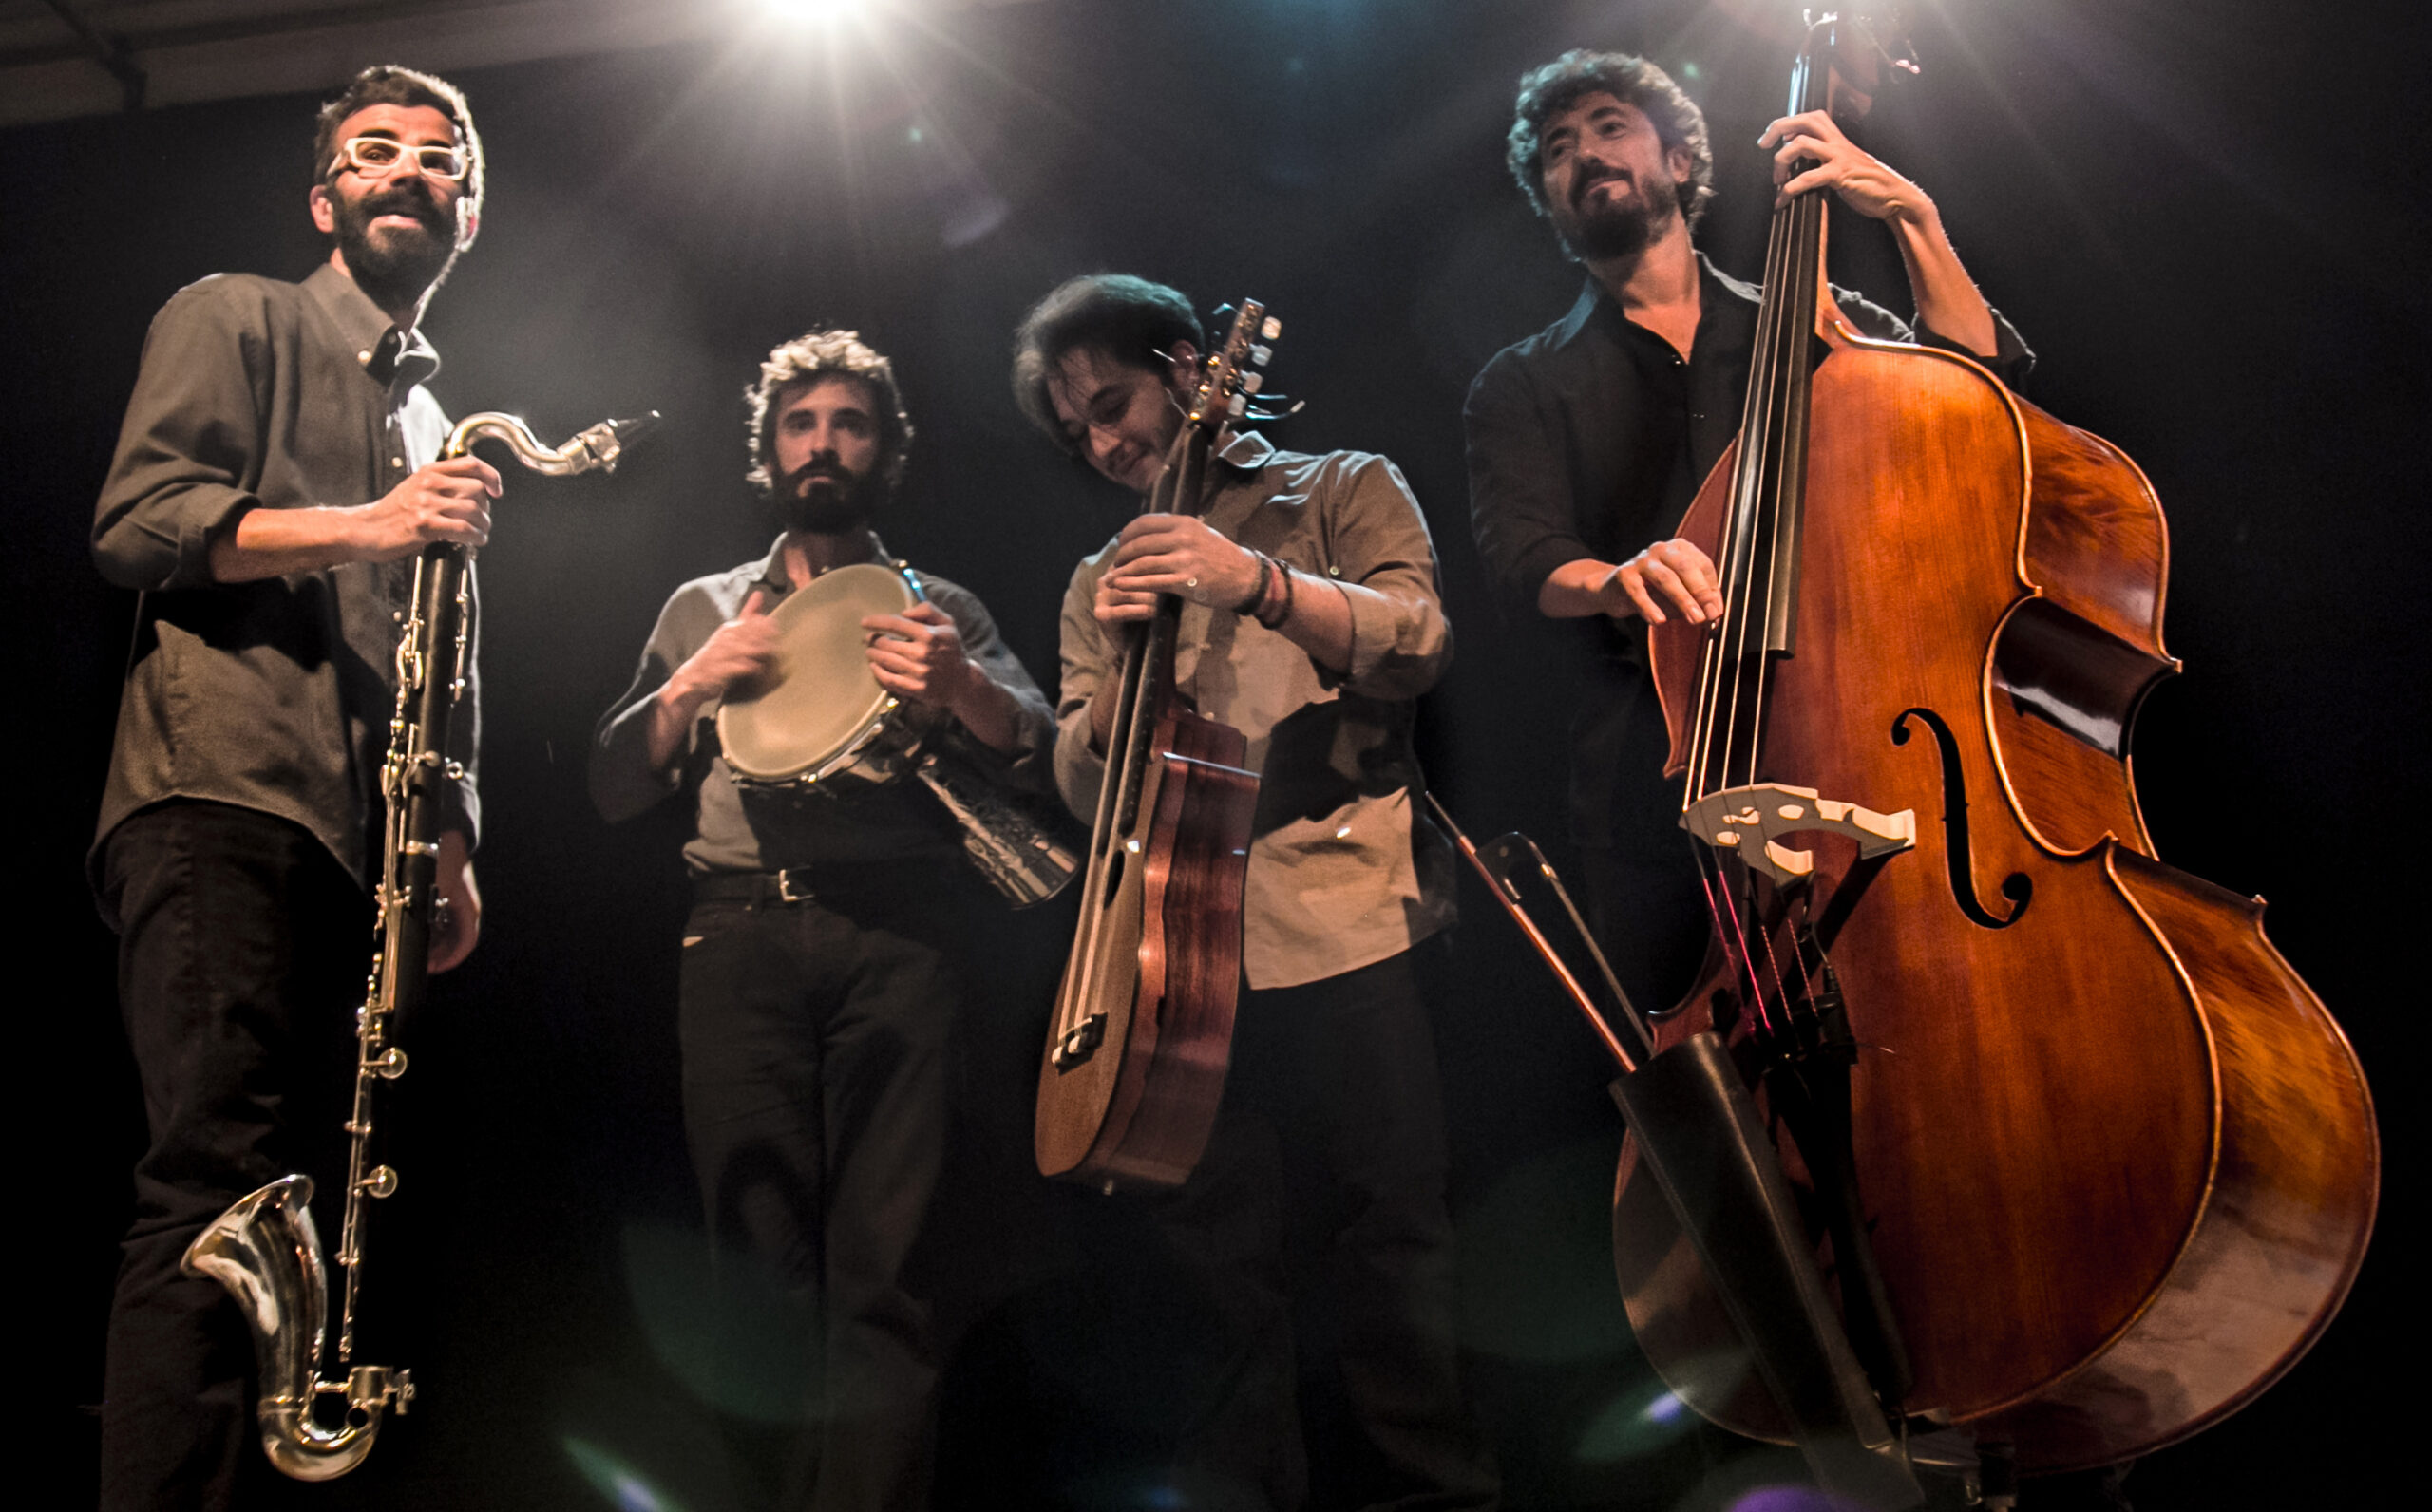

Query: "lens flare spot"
<box><xmin>564</xmin><ymin>1436</ymin><xmax>688</xmax><ymax>1512</ymax></box>
<box><xmin>1725</xmin><ymin>1488</ymin><xmax>1876</xmax><ymax>1512</ymax></box>
<box><xmin>1575</xmin><ymin>1381</ymin><xmax>1699</xmax><ymax>1463</ymax></box>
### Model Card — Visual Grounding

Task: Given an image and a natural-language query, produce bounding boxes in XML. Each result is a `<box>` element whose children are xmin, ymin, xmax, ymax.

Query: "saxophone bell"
<box><xmin>179</xmin><ymin>1176</ymin><xmax>415</xmax><ymax>1482</ymax></box>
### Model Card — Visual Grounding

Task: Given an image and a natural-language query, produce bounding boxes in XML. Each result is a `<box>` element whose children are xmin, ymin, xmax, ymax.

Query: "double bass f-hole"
<box><xmin>1891</xmin><ymin>707</ymin><xmax>2031</xmax><ymax>929</ymax></box>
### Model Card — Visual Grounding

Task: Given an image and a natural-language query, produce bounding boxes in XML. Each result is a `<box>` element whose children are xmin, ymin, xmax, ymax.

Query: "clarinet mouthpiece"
<box><xmin>608</xmin><ymin>410</ymin><xmax>662</xmax><ymax>444</ymax></box>
<box><xmin>566</xmin><ymin>410</ymin><xmax>662</xmax><ymax>474</ymax></box>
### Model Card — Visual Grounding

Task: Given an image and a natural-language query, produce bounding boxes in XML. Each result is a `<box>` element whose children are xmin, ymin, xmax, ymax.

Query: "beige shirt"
<box><xmin>1054</xmin><ymin>432</ymin><xmax>1456</xmax><ymax>990</ymax></box>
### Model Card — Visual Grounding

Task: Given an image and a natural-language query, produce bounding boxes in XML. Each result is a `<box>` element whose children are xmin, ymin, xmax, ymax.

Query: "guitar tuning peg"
<box><xmin>1228</xmin><ymin>392</ymin><xmax>1248</xmax><ymax>419</ymax></box>
<box><xmin>1260</xmin><ymin>316</ymin><xmax>1282</xmax><ymax>341</ymax></box>
<box><xmin>1242</xmin><ymin>372</ymin><xmax>1264</xmax><ymax>394</ymax></box>
<box><xmin>1249</xmin><ymin>344</ymin><xmax>1272</xmax><ymax>367</ymax></box>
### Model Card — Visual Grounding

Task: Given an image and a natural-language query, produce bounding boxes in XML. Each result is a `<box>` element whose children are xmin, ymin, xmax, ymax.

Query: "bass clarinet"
<box><xmin>180</xmin><ymin>409</ymin><xmax>656</xmax><ymax>1481</ymax></box>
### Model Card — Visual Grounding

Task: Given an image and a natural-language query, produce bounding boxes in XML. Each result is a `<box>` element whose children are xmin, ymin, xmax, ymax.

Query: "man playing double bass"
<box><xmin>1012</xmin><ymin>274</ymin><xmax>1496</xmax><ymax>1510</ymax></box>
<box><xmin>590</xmin><ymin>330</ymin><xmax>1054</xmax><ymax>1510</ymax></box>
<box><xmin>1464</xmin><ymin>47</ymin><xmax>2149</xmax><ymax>1512</ymax></box>
<box><xmin>1462</xmin><ymin>47</ymin><xmax>2030</xmax><ymax>1020</ymax></box>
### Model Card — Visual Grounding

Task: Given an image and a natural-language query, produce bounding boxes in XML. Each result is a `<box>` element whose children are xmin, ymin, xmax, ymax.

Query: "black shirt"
<box><xmin>1462</xmin><ymin>255</ymin><xmax>2033</xmax><ymax>847</ymax></box>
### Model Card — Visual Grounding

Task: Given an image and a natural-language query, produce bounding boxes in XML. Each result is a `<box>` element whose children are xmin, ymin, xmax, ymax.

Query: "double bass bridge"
<box><xmin>1682</xmin><ymin>784</ymin><xmax>1915</xmax><ymax>888</ymax></box>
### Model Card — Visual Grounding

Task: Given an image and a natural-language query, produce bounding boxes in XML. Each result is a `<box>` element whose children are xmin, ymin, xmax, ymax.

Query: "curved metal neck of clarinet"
<box><xmin>441</xmin><ymin>409</ymin><xmax>660</xmax><ymax>475</ymax></box>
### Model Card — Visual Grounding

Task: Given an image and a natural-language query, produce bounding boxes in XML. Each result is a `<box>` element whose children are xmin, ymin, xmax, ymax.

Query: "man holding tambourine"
<box><xmin>589</xmin><ymin>328</ymin><xmax>1055</xmax><ymax>1511</ymax></box>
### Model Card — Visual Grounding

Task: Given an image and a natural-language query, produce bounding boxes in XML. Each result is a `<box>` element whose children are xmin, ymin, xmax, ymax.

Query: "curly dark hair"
<box><xmin>1009</xmin><ymin>274</ymin><xmax>1205</xmax><ymax>454</ymax></box>
<box><xmin>1506</xmin><ymin>49</ymin><xmax>1713</xmax><ymax>231</ymax></box>
<box><xmin>744</xmin><ymin>329</ymin><xmax>916</xmax><ymax>493</ymax></box>
<box><xmin>312</xmin><ymin>65</ymin><xmax>484</xmax><ymax>220</ymax></box>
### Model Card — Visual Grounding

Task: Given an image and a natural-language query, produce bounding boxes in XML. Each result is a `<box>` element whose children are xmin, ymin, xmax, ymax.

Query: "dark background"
<box><xmin>6</xmin><ymin>0</ymin><xmax>2422</xmax><ymax>1507</ymax></box>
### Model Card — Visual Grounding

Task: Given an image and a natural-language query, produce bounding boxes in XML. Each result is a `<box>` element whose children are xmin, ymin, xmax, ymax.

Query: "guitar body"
<box><xmin>1036</xmin><ymin>705</ymin><xmax>1258</xmax><ymax>1189</ymax></box>
<box><xmin>1033</xmin><ymin>298</ymin><xmax>1281</xmax><ymax>1192</ymax></box>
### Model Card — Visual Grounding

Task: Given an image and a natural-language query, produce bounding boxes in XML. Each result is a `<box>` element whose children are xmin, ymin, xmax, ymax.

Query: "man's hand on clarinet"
<box><xmin>428</xmin><ymin>828</ymin><xmax>482</xmax><ymax>973</ymax></box>
<box><xmin>346</xmin><ymin>456</ymin><xmax>503</xmax><ymax>560</ymax></box>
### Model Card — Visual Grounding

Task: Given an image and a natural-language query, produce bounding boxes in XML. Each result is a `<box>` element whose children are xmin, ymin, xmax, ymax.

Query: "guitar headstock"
<box><xmin>1184</xmin><ymin>299</ymin><xmax>1283</xmax><ymax>434</ymax></box>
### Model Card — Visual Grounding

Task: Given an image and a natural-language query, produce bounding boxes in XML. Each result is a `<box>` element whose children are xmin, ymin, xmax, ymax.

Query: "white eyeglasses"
<box><xmin>328</xmin><ymin>136</ymin><xmax>471</xmax><ymax>182</ymax></box>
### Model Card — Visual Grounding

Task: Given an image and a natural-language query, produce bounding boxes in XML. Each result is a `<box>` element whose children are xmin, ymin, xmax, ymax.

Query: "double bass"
<box><xmin>1614</xmin><ymin>13</ymin><xmax>2379</xmax><ymax>1475</ymax></box>
<box><xmin>1035</xmin><ymin>304</ymin><xmax>1279</xmax><ymax>1191</ymax></box>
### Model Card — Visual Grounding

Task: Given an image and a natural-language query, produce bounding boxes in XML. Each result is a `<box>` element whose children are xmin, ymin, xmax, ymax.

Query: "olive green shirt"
<box><xmin>89</xmin><ymin>263</ymin><xmax>474</xmax><ymax>911</ymax></box>
<box><xmin>1054</xmin><ymin>432</ymin><xmax>1456</xmax><ymax>991</ymax></box>
<box><xmin>590</xmin><ymin>535</ymin><xmax>1055</xmax><ymax>878</ymax></box>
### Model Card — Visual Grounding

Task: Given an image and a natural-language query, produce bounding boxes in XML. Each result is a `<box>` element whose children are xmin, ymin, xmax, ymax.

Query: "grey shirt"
<box><xmin>89</xmin><ymin>263</ymin><xmax>476</xmax><ymax>911</ymax></box>
<box><xmin>1055</xmin><ymin>433</ymin><xmax>1457</xmax><ymax>991</ymax></box>
<box><xmin>590</xmin><ymin>536</ymin><xmax>1056</xmax><ymax>877</ymax></box>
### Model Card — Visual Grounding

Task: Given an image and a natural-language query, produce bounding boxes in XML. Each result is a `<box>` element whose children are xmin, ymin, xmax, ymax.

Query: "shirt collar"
<box><xmin>1562</xmin><ymin>251</ymin><xmax>1760</xmax><ymax>341</ymax></box>
<box><xmin>305</xmin><ymin>261</ymin><xmax>441</xmax><ymax>391</ymax></box>
<box><xmin>746</xmin><ymin>530</ymin><xmax>896</xmax><ymax>599</ymax></box>
<box><xmin>1213</xmin><ymin>428</ymin><xmax>1278</xmax><ymax>472</ymax></box>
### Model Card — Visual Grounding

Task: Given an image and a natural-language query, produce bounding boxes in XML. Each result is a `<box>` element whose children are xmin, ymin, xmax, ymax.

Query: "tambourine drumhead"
<box><xmin>716</xmin><ymin>563</ymin><xmax>916</xmax><ymax>783</ymax></box>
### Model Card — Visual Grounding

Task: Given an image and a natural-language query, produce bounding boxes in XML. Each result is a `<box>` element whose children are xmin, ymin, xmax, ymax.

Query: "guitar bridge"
<box><xmin>1053</xmin><ymin>1013</ymin><xmax>1106</xmax><ymax>1070</ymax></box>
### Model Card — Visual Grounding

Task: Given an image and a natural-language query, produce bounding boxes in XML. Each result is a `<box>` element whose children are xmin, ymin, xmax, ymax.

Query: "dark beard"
<box><xmin>332</xmin><ymin>182</ymin><xmax>461</xmax><ymax>312</ymax></box>
<box><xmin>776</xmin><ymin>460</ymin><xmax>885</xmax><ymax>534</ymax></box>
<box><xmin>1564</xmin><ymin>173</ymin><xmax>1677</xmax><ymax>262</ymax></box>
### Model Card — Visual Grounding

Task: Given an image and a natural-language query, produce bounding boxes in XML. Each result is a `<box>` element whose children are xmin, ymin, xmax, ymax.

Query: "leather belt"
<box><xmin>691</xmin><ymin>864</ymin><xmax>926</xmax><ymax>908</ymax></box>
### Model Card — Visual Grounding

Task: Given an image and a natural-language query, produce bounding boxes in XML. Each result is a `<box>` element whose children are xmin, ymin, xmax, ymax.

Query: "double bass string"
<box><xmin>1685</xmin><ymin>120</ymin><xmax>1833</xmax><ymax>1038</ymax></box>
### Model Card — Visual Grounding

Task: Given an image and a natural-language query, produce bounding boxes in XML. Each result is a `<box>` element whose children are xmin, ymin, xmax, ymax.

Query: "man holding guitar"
<box><xmin>1012</xmin><ymin>274</ymin><xmax>1496</xmax><ymax>1510</ymax></box>
<box><xmin>591</xmin><ymin>329</ymin><xmax>1054</xmax><ymax>1511</ymax></box>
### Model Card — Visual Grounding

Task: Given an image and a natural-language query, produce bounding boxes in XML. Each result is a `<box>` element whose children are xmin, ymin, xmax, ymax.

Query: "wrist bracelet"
<box><xmin>1256</xmin><ymin>558</ymin><xmax>1295</xmax><ymax>630</ymax></box>
<box><xmin>1230</xmin><ymin>551</ymin><xmax>1276</xmax><ymax>617</ymax></box>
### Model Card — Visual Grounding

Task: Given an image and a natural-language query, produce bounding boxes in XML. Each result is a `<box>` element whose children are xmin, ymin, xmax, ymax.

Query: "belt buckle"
<box><xmin>773</xmin><ymin>869</ymin><xmax>817</xmax><ymax>905</ymax></box>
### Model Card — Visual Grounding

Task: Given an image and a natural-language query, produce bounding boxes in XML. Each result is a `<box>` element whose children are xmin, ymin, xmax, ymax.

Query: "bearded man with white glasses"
<box><xmin>87</xmin><ymin>65</ymin><xmax>495</xmax><ymax>1511</ymax></box>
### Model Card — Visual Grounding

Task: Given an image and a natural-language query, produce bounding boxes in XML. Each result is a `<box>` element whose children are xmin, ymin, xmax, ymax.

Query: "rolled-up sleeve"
<box><xmin>1051</xmin><ymin>553</ymin><xmax>1115</xmax><ymax>825</ymax></box>
<box><xmin>1919</xmin><ymin>306</ymin><xmax>2035</xmax><ymax>391</ymax></box>
<box><xmin>1318</xmin><ymin>453</ymin><xmax>1451</xmax><ymax>701</ymax></box>
<box><xmin>1463</xmin><ymin>354</ymin><xmax>1590</xmax><ymax>624</ymax></box>
<box><xmin>923</xmin><ymin>578</ymin><xmax>1058</xmax><ymax>793</ymax></box>
<box><xmin>93</xmin><ymin>279</ymin><xmax>270</xmax><ymax>591</ymax></box>
<box><xmin>590</xmin><ymin>587</ymin><xmax>712</xmax><ymax>824</ymax></box>
<box><xmin>1835</xmin><ymin>283</ymin><xmax>2036</xmax><ymax>391</ymax></box>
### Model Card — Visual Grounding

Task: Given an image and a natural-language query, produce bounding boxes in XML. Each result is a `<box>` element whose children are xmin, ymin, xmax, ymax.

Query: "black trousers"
<box><xmin>98</xmin><ymin>800</ymin><xmax>369</xmax><ymax>1512</ymax></box>
<box><xmin>677</xmin><ymin>876</ymin><xmax>971</xmax><ymax>1512</ymax></box>
<box><xmin>1075</xmin><ymin>945</ymin><xmax>1497</xmax><ymax>1512</ymax></box>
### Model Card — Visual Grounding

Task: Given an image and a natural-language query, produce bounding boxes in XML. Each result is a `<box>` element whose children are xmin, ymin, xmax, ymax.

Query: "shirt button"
<box><xmin>358</xmin><ymin>350</ymin><xmax>372</xmax><ymax>363</ymax></box>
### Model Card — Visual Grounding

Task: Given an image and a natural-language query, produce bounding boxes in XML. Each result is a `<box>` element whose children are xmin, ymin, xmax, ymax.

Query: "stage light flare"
<box><xmin>762</xmin><ymin>0</ymin><xmax>870</xmax><ymax>26</ymax></box>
